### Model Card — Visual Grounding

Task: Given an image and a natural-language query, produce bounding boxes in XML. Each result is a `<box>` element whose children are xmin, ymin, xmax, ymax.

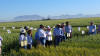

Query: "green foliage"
<box><xmin>0</xmin><ymin>17</ymin><xmax>100</xmax><ymax>56</ymax></box>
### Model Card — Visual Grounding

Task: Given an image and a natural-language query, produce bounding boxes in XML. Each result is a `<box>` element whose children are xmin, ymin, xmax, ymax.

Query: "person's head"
<box><xmin>56</xmin><ymin>24</ymin><xmax>61</xmax><ymax>28</ymax></box>
<box><xmin>47</xmin><ymin>26</ymin><xmax>51</xmax><ymax>31</ymax></box>
<box><xmin>27</xmin><ymin>30</ymin><xmax>32</xmax><ymax>35</ymax></box>
<box><xmin>43</xmin><ymin>26</ymin><xmax>47</xmax><ymax>31</ymax></box>
<box><xmin>90</xmin><ymin>21</ymin><xmax>94</xmax><ymax>25</ymax></box>
<box><xmin>66</xmin><ymin>21</ymin><xmax>69</xmax><ymax>26</ymax></box>
<box><xmin>24</xmin><ymin>26</ymin><xmax>29</xmax><ymax>30</ymax></box>
<box><xmin>61</xmin><ymin>23</ymin><xmax>65</xmax><ymax>28</ymax></box>
<box><xmin>40</xmin><ymin>24</ymin><xmax>44</xmax><ymax>29</ymax></box>
<box><xmin>20</xmin><ymin>29</ymin><xmax>26</xmax><ymax>35</ymax></box>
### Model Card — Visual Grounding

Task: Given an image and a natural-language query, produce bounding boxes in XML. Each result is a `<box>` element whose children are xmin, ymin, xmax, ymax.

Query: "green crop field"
<box><xmin>0</xmin><ymin>17</ymin><xmax>100</xmax><ymax>56</ymax></box>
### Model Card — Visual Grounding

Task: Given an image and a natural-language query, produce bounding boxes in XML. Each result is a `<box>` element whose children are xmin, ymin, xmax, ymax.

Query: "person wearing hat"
<box><xmin>27</xmin><ymin>30</ymin><xmax>33</xmax><ymax>49</ymax></box>
<box><xmin>88</xmin><ymin>21</ymin><xmax>96</xmax><ymax>35</ymax></box>
<box><xmin>45</xmin><ymin>26</ymin><xmax>52</xmax><ymax>47</ymax></box>
<box><xmin>38</xmin><ymin>24</ymin><xmax>46</xmax><ymax>47</ymax></box>
<box><xmin>65</xmin><ymin>21</ymin><xmax>72</xmax><ymax>39</ymax></box>
<box><xmin>19</xmin><ymin>29</ymin><xmax>27</xmax><ymax>49</ymax></box>
<box><xmin>53</xmin><ymin>24</ymin><xmax>62</xmax><ymax>46</ymax></box>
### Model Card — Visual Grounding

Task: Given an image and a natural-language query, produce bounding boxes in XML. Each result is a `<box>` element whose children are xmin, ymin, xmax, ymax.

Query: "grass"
<box><xmin>0</xmin><ymin>17</ymin><xmax>100</xmax><ymax>56</ymax></box>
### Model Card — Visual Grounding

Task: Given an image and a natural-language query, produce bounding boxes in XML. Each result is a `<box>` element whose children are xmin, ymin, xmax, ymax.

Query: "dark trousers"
<box><xmin>54</xmin><ymin>36</ymin><xmax>61</xmax><ymax>46</ymax></box>
<box><xmin>62</xmin><ymin>36</ymin><xmax>66</xmax><ymax>41</ymax></box>
<box><xmin>88</xmin><ymin>32</ymin><xmax>96</xmax><ymax>35</ymax></box>
<box><xmin>27</xmin><ymin>44</ymin><xmax>32</xmax><ymax>49</ymax></box>
<box><xmin>45</xmin><ymin>40</ymin><xmax>52</xmax><ymax>46</ymax></box>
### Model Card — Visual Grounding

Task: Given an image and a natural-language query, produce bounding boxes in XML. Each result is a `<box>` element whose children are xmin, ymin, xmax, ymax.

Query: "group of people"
<box><xmin>19</xmin><ymin>26</ymin><xmax>33</xmax><ymax>49</ymax></box>
<box><xmin>19</xmin><ymin>21</ymin><xmax>73</xmax><ymax>48</ymax></box>
<box><xmin>19</xmin><ymin>21</ymin><xmax>100</xmax><ymax>49</ymax></box>
<box><xmin>35</xmin><ymin>25</ymin><xmax>53</xmax><ymax>47</ymax></box>
<box><xmin>0</xmin><ymin>21</ymin><xmax>99</xmax><ymax>54</ymax></box>
<box><xmin>0</xmin><ymin>21</ymin><xmax>99</xmax><ymax>55</ymax></box>
<box><xmin>34</xmin><ymin>21</ymin><xmax>72</xmax><ymax>47</ymax></box>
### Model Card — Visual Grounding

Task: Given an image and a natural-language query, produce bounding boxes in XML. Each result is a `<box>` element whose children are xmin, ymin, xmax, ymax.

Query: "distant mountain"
<box><xmin>14</xmin><ymin>15</ymin><xmax>44</xmax><ymax>21</ymax></box>
<box><xmin>14</xmin><ymin>14</ymin><xmax>100</xmax><ymax>21</ymax></box>
<box><xmin>1</xmin><ymin>14</ymin><xmax>100</xmax><ymax>22</ymax></box>
<box><xmin>49</xmin><ymin>14</ymin><xmax>100</xmax><ymax>19</ymax></box>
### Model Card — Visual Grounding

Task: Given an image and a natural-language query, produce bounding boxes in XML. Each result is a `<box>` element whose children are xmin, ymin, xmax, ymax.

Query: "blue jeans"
<box><xmin>40</xmin><ymin>37</ymin><xmax>46</xmax><ymax>45</ymax></box>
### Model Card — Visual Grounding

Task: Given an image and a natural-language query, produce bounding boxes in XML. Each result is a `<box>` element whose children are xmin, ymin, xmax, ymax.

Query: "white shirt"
<box><xmin>0</xmin><ymin>36</ymin><xmax>3</xmax><ymax>46</ymax></box>
<box><xmin>38</xmin><ymin>28</ymin><xmax>46</xmax><ymax>38</ymax></box>
<box><xmin>46</xmin><ymin>31</ymin><xmax>52</xmax><ymax>41</ymax></box>
<box><xmin>19</xmin><ymin>35</ymin><xmax>27</xmax><ymax>44</ymax></box>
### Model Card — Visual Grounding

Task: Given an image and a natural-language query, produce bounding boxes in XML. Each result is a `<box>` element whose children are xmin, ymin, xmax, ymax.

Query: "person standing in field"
<box><xmin>27</xmin><ymin>30</ymin><xmax>33</xmax><ymax>49</ymax></box>
<box><xmin>35</xmin><ymin>28</ymin><xmax>40</xmax><ymax>46</ymax></box>
<box><xmin>19</xmin><ymin>29</ymin><xmax>27</xmax><ymax>49</ymax></box>
<box><xmin>0</xmin><ymin>36</ymin><xmax>3</xmax><ymax>55</ymax></box>
<box><xmin>88</xmin><ymin>21</ymin><xmax>96</xmax><ymax>35</ymax></box>
<box><xmin>65</xmin><ymin>21</ymin><xmax>72</xmax><ymax>39</ymax></box>
<box><xmin>53</xmin><ymin>24</ymin><xmax>62</xmax><ymax>46</ymax></box>
<box><xmin>38</xmin><ymin>24</ymin><xmax>46</xmax><ymax>47</ymax></box>
<box><xmin>61</xmin><ymin>23</ymin><xmax>66</xmax><ymax>41</ymax></box>
<box><xmin>45</xmin><ymin>26</ymin><xmax>53</xmax><ymax>47</ymax></box>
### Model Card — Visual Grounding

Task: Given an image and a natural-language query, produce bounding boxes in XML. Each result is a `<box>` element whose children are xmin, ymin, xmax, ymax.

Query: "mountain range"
<box><xmin>1</xmin><ymin>14</ymin><xmax>100</xmax><ymax>22</ymax></box>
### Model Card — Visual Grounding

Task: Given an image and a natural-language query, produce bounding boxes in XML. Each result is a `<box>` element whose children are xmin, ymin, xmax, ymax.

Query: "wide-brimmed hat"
<box><xmin>21</xmin><ymin>29</ymin><xmax>26</xmax><ymax>33</ymax></box>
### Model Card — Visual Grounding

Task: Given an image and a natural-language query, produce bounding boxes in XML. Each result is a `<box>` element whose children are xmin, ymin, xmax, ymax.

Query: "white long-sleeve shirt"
<box><xmin>38</xmin><ymin>28</ymin><xmax>46</xmax><ymax>38</ymax></box>
<box><xmin>46</xmin><ymin>31</ymin><xmax>52</xmax><ymax>41</ymax></box>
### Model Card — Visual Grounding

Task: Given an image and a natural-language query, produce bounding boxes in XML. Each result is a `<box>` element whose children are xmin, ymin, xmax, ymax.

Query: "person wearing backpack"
<box><xmin>65</xmin><ymin>21</ymin><xmax>72</xmax><ymax>39</ymax></box>
<box><xmin>0</xmin><ymin>36</ymin><xmax>3</xmax><ymax>55</ymax></box>
<box><xmin>88</xmin><ymin>22</ymin><xmax>96</xmax><ymax>35</ymax></box>
<box><xmin>27</xmin><ymin>30</ymin><xmax>33</xmax><ymax>49</ymax></box>
<box><xmin>19</xmin><ymin>29</ymin><xmax>27</xmax><ymax>49</ymax></box>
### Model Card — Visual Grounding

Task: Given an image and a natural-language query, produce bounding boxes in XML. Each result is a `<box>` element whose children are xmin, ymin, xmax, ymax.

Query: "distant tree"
<box><xmin>47</xmin><ymin>17</ymin><xmax>51</xmax><ymax>20</ymax></box>
<box><xmin>42</xmin><ymin>17</ymin><xmax>51</xmax><ymax>21</ymax></box>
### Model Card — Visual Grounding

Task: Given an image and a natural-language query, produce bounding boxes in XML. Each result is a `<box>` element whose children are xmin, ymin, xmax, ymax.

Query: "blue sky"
<box><xmin>0</xmin><ymin>0</ymin><xmax>100</xmax><ymax>20</ymax></box>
